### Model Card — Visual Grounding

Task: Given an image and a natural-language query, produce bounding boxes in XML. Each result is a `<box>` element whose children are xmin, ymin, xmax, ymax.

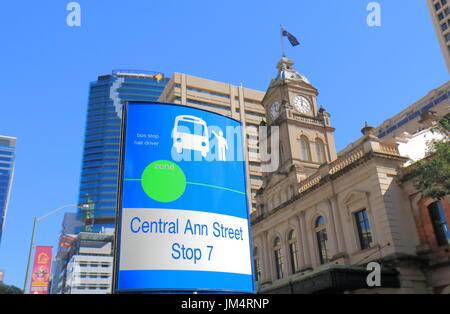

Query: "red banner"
<box><xmin>59</xmin><ymin>235</ymin><xmax>76</xmax><ymax>249</ymax></box>
<box><xmin>29</xmin><ymin>246</ymin><xmax>52</xmax><ymax>294</ymax></box>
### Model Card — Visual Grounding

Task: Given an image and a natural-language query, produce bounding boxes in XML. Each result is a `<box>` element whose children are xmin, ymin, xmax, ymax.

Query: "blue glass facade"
<box><xmin>377</xmin><ymin>91</ymin><xmax>450</xmax><ymax>139</ymax></box>
<box><xmin>0</xmin><ymin>136</ymin><xmax>16</xmax><ymax>244</ymax></box>
<box><xmin>77</xmin><ymin>71</ymin><xmax>168</xmax><ymax>232</ymax></box>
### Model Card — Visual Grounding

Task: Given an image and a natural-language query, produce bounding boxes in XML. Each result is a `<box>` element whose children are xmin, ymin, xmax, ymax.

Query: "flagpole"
<box><xmin>279</xmin><ymin>25</ymin><xmax>285</xmax><ymax>57</ymax></box>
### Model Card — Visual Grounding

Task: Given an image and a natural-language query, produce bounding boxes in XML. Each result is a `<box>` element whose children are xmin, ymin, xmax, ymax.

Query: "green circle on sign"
<box><xmin>141</xmin><ymin>160</ymin><xmax>186</xmax><ymax>203</ymax></box>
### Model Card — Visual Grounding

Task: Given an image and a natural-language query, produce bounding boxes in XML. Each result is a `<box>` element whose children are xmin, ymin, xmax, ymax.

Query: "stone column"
<box><xmin>298</xmin><ymin>212</ymin><xmax>312</xmax><ymax>268</ymax></box>
<box><xmin>281</xmin><ymin>235</ymin><xmax>290</xmax><ymax>278</ymax></box>
<box><xmin>327</xmin><ymin>199</ymin><xmax>340</xmax><ymax>256</ymax></box>
<box><xmin>294</xmin><ymin>215</ymin><xmax>306</xmax><ymax>269</ymax></box>
<box><xmin>261</xmin><ymin>230</ymin><xmax>273</xmax><ymax>283</ymax></box>
<box><xmin>330</xmin><ymin>196</ymin><xmax>346</xmax><ymax>253</ymax></box>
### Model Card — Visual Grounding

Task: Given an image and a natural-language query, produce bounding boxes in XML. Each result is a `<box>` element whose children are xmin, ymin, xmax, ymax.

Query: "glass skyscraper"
<box><xmin>77</xmin><ymin>70</ymin><xmax>168</xmax><ymax>232</ymax></box>
<box><xmin>0</xmin><ymin>136</ymin><xmax>16</xmax><ymax>244</ymax></box>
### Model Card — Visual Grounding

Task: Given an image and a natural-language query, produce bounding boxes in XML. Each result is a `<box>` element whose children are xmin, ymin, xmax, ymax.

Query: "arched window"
<box><xmin>288</xmin><ymin>229</ymin><xmax>300</xmax><ymax>274</ymax></box>
<box><xmin>253</xmin><ymin>247</ymin><xmax>262</xmax><ymax>282</ymax></box>
<box><xmin>428</xmin><ymin>201</ymin><xmax>450</xmax><ymax>246</ymax></box>
<box><xmin>273</xmin><ymin>237</ymin><xmax>284</xmax><ymax>279</ymax></box>
<box><xmin>299</xmin><ymin>136</ymin><xmax>311</xmax><ymax>161</ymax></box>
<box><xmin>315</xmin><ymin>138</ymin><xmax>326</xmax><ymax>164</ymax></box>
<box><xmin>315</xmin><ymin>216</ymin><xmax>331</xmax><ymax>264</ymax></box>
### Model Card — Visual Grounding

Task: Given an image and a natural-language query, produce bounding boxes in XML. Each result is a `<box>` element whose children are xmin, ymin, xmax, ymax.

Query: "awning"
<box><xmin>259</xmin><ymin>265</ymin><xmax>400</xmax><ymax>294</ymax></box>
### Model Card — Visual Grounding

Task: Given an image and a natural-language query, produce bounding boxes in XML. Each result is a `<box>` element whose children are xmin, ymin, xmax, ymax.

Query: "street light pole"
<box><xmin>23</xmin><ymin>217</ymin><xmax>37</xmax><ymax>293</ymax></box>
<box><xmin>23</xmin><ymin>204</ymin><xmax>89</xmax><ymax>293</ymax></box>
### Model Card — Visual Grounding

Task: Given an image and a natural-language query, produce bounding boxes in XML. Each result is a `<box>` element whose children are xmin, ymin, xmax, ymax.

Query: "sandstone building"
<box><xmin>251</xmin><ymin>57</ymin><xmax>450</xmax><ymax>294</ymax></box>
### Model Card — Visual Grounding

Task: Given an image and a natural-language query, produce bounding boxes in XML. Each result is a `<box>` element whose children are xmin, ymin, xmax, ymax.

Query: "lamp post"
<box><xmin>23</xmin><ymin>203</ymin><xmax>89</xmax><ymax>293</ymax></box>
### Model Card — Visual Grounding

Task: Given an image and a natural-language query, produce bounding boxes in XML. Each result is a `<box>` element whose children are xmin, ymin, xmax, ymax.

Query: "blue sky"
<box><xmin>0</xmin><ymin>0</ymin><xmax>447</xmax><ymax>289</ymax></box>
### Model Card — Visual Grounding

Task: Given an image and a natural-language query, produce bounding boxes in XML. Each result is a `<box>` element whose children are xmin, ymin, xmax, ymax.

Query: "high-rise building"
<box><xmin>374</xmin><ymin>80</ymin><xmax>449</xmax><ymax>164</ymax></box>
<box><xmin>77</xmin><ymin>70</ymin><xmax>168</xmax><ymax>232</ymax></box>
<box><xmin>0</xmin><ymin>136</ymin><xmax>16</xmax><ymax>244</ymax></box>
<box><xmin>375</xmin><ymin>80</ymin><xmax>450</xmax><ymax>141</ymax></box>
<box><xmin>427</xmin><ymin>0</ymin><xmax>450</xmax><ymax>73</ymax></box>
<box><xmin>50</xmin><ymin>213</ymin><xmax>83</xmax><ymax>294</ymax></box>
<box><xmin>158</xmin><ymin>73</ymin><xmax>266</xmax><ymax>211</ymax></box>
<box><xmin>53</xmin><ymin>231</ymin><xmax>114</xmax><ymax>294</ymax></box>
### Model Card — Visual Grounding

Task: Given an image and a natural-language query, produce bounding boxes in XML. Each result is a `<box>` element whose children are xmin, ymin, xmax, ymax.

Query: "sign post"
<box><xmin>113</xmin><ymin>102</ymin><xmax>255</xmax><ymax>293</ymax></box>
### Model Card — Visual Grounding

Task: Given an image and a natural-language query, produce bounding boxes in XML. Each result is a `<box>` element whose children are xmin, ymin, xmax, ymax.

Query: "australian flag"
<box><xmin>282</xmin><ymin>28</ymin><xmax>300</xmax><ymax>47</ymax></box>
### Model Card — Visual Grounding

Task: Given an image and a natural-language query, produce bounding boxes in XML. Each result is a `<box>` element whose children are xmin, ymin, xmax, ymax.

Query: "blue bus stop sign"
<box><xmin>114</xmin><ymin>102</ymin><xmax>255</xmax><ymax>293</ymax></box>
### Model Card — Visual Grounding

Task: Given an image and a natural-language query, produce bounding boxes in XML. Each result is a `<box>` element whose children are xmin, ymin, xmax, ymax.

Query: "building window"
<box><xmin>442</xmin><ymin>23</ymin><xmax>448</xmax><ymax>31</ymax></box>
<box><xmin>299</xmin><ymin>136</ymin><xmax>311</xmax><ymax>161</ymax></box>
<box><xmin>435</xmin><ymin>3</ymin><xmax>442</xmax><ymax>11</ymax></box>
<box><xmin>445</xmin><ymin>32</ymin><xmax>450</xmax><ymax>42</ymax></box>
<box><xmin>253</xmin><ymin>247</ymin><xmax>262</xmax><ymax>282</ymax></box>
<box><xmin>273</xmin><ymin>237</ymin><xmax>284</xmax><ymax>279</ymax></box>
<box><xmin>288</xmin><ymin>230</ymin><xmax>300</xmax><ymax>274</ymax></box>
<box><xmin>315</xmin><ymin>216</ymin><xmax>330</xmax><ymax>264</ymax></box>
<box><xmin>428</xmin><ymin>201</ymin><xmax>450</xmax><ymax>247</ymax></box>
<box><xmin>354</xmin><ymin>209</ymin><xmax>374</xmax><ymax>250</ymax></box>
<box><xmin>315</xmin><ymin>139</ymin><xmax>326</xmax><ymax>164</ymax></box>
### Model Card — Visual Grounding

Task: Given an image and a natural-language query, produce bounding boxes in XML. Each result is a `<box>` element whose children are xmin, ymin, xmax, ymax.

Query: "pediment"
<box><xmin>342</xmin><ymin>190</ymin><xmax>369</xmax><ymax>205</ymax></box>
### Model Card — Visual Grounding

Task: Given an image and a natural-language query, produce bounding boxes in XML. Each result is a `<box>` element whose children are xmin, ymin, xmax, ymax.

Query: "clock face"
<box><xmin>294</xmin><ymin>95</ymin><xmax>312</xmax><ymax>114</ymax></box>
<box><xmin>270</xmin><ymin>101</ymin><xmax>281</xmax><ymax>119</ymax></box>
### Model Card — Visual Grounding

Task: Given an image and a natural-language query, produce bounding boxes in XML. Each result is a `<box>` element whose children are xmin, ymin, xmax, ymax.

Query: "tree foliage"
<box><xmin>408</xmin><ymin>114</ymin><xmax>450</xmax><ymax>200</ymax></box>
<box><xmin>0</xmin><ymin>283</ymin><xmax>23</xmax><ymax>294</ymax></box>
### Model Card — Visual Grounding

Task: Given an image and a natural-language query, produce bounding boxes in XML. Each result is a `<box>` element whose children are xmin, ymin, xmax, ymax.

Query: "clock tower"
<box><xmin>258</xmin><ymin>57</ymin><xmax>337</xmax><ymax>204</ymax></box>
